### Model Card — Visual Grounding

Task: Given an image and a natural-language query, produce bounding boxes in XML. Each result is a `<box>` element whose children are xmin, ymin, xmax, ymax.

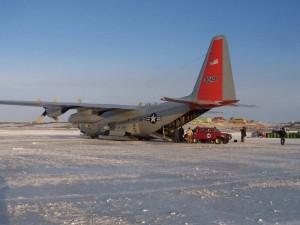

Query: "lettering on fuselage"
<box><xmin>146</xmin><ymin>113</ymin><xmax>161</xmax><ymax>124</ymax></box>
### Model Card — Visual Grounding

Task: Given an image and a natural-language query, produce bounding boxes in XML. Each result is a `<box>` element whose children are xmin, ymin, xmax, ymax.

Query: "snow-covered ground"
<box><xmin>0</xmin><ymin>126</ymin><xmax>300</xmax><ymax>225</ymax></box>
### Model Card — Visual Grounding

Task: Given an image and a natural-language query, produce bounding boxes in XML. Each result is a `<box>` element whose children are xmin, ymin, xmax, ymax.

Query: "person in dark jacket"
<box><xmin>278</xmin><ymin>127</ymin><xmax>287</xmax><ymax>145</ymax></box>
<box><xmin>179</xmin><ymin>127</ymin><xmax>184</xmax><ymax>142</ymax></box>
<box><xmin>240</xmin><ymin>126</ymin><xmax>247</xmax><ymax>142</ymax></box>
<box><xmin>174</xmin><ymin>128</ymin><xmax>180</xmax><ymax>143</ymax></box>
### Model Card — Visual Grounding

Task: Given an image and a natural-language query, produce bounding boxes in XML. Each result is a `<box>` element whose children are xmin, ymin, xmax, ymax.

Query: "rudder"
<box><xmin>190</xmin><ymin>35</ymin><xmax>236</xmax><ymax>102</ymax></box>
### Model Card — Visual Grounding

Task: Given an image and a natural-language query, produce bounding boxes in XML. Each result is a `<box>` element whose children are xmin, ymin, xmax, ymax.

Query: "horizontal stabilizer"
<box><xmin>228</xmin><ymin>103</ymin><xmax>257</xmax><ymax>108</ymax></box>
<box><xmin>161</xmin><ymin>96</ymin><xmax>239</xmax><ymax>108</ymax></box>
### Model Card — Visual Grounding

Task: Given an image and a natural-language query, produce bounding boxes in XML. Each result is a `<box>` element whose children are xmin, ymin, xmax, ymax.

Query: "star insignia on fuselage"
<box><xmin>146</xmin><ymin>113</ymin><xmax>161</xmax><ymax>124</ymax></box>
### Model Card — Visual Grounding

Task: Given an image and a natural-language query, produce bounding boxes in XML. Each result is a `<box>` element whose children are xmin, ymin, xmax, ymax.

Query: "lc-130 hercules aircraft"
<box><xmin>0</xmin><ymin>35</ymin><xmax>239</xmax><ymax>141</ymax></box>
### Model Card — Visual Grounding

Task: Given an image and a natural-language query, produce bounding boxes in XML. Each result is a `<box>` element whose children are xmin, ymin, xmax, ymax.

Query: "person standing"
<box><xmin>186</xmin><ymin>127</ymin><xmax>193</xmax><ymax>144</ymax></box>
<box><xmin>240</xmin><ymin>126</ymin><xmax>247</xmax><ymax>142</ymax></box>
<box><xmin>174</xmin><ymin>128</ymin><xmax>180</xmax><ymax>143</ymax></box>
<box><xmin>278</xmin><ymin>127</ymin><xmax>287</xmax><ymax>145</ymax></box>
<box><xmin>179</xmin><ymin>127</ymin><xmax>184</xmax><ymax>142</ymax></box>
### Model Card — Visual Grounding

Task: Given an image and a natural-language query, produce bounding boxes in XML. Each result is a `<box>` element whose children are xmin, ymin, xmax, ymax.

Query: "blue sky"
<box><xmin>0</xmin><ymin>0</ymin><xmax>300</xmax><ymax>123</ymax></box>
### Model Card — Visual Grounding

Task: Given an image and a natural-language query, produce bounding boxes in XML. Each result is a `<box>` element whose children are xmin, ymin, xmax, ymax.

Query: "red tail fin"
<box><xmin>162</xmin><ymin>35</ymin><xmax>238</xmax><ymax>108</ymax></box>
<box><xmin>191</xmin><ymin>35</ymin><xmax>236</xmax><ymax>102</ymax></box>
<box><xmin>197</xmin><ymin>38</ymin><xmax>223</xmax><ymax>101</ymax></box>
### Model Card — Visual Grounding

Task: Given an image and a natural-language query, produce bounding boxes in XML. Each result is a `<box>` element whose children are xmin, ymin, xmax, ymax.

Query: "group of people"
<box><xmin>176</xmin><ymin>126</ymin><xmax>288</xmax><ymax>145</ymax></box>
<box><xmin>241</xmin><ymin>126</ymin><xmax>288</xmax><ymax>145</ymax></box>
<box><xmin>174</xmin><ymin>127</ymin><xmax>194</xmax><ymax>143</ymax></box>
<box><xmin>173</xmin><ymin>127</ymin><xmax>185</xmax><ymax>143</ymax></box>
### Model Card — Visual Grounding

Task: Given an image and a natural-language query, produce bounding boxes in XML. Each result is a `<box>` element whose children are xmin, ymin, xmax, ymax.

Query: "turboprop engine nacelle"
<box><xmin>68</xmin><ymin>113</ymin><xmax>102</xmax><ymax>124</ymax></box>
<box><xmin>45</xmin><ymin>108</ymin><xmax>63</xmax><ymax>118</ymax></box>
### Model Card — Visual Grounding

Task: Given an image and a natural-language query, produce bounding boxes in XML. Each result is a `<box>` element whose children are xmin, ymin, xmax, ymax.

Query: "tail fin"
<box><xmin>190</xmin><ymin>35</ymin><xmax>236</xmax><ymax>102</ymax></box>
<box><xmin>161</xmin><ymin>35</ymin><xmax>238</xmax><ymax>107</ymax></box>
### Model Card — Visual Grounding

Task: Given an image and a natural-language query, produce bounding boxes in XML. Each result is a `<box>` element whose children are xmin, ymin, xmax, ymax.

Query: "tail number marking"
<box><xmin>204</xmin><ymin>76</ymin><xmax>218</xmax><ymax>83</ymax></box>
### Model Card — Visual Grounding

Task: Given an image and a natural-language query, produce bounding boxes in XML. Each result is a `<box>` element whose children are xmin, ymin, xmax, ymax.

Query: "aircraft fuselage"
<box><xmin>78</xmin><ymin>102</ymin><xmax>191</xmax><ymax>138</ymax></box>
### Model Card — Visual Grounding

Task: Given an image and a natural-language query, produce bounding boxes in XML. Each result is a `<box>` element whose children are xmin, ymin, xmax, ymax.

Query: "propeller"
<box><xmin>34</xmin><ymin>98</ymin><xmax>61</xmax><ymax>124</ymax></box>
<box><xmin>34</xmin><ymin>97</ymin><xmax>82</xmax><ymax>124</ymax></box>
<box><xmin>35</xmin><ymin>110</ymin><xmax>48</xmax><ymax>124</ymax></box>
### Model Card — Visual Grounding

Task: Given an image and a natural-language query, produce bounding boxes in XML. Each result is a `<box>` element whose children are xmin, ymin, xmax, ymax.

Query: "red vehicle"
<box><xmin>192</xmin><ymin>127</ymin><xmax>232</xmax><ymax>144</ymax></box>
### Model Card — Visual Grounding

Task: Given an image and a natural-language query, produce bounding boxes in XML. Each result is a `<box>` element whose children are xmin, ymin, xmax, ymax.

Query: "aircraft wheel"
<box><xmin>214</xmin><ymin>138</ymin><xmax>221</xmax><ymax>144</ymax></box>
<box><xmin>193</xmin><ymin>138</ymin><xmax>198</xmax><ymax>143</ymax></box>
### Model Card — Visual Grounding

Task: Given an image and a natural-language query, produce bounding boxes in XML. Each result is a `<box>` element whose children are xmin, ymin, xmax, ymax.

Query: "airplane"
<box><xmin>0</xmin><ymin>35</ymin><xmax>240</xmax><ymax>141</ymax></box>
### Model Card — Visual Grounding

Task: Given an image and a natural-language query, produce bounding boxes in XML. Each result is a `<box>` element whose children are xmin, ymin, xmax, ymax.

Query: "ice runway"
<box><xmin>0</xmin><ymin>126</ymin><xmax>300</xmax><ymax>225</ymax></box>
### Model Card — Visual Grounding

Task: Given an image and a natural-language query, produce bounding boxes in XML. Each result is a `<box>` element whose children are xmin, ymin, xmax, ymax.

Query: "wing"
<box><xmin>0</xmin><ymin>100</ymin><xmax>141</xmax><ymax>111</ymax></box>
<box><xmin>0</xmin><ymin>100</ymin><xmax>142</xmax><ymax>123</ymax></box>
